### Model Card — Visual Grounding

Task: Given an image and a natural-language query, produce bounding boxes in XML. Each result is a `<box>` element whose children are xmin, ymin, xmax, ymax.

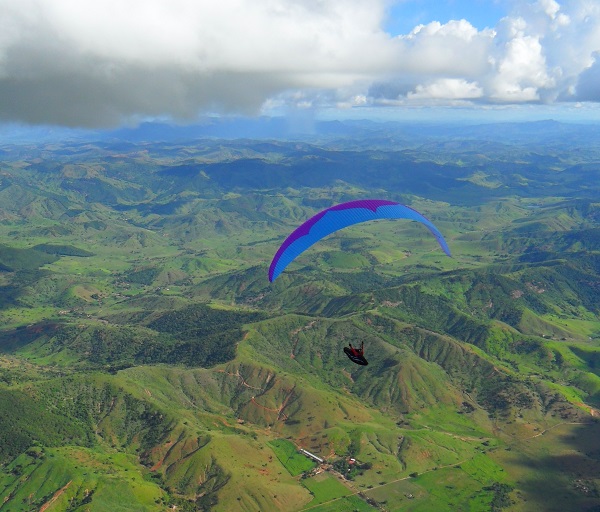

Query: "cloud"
<box><xmin>395</xmin><ymin>19</ymin><xmax>495</xmax><ymax>77</ymax></box>
<box><xmin>574</xmin><ymin>53</ymin><xmax>600</xmax><ymax>101</ymax></box>
<box><xmin>407</xmin><ymin>78</ymin><xmax>483</xmax><ymax>100</ymax></box>
<box><xmin>486</xmin><ymin>17</ymin><xmax>555</xmax><ymax>102</ymax></box>
<box><xmin>369</xmin><ymin>1</ymin><xmax>600</xmax><ymax>108</ymax></box>
<box><xmin>0</xmin><ymin>0</ymin><xmax>599</xmax><ymax>127</ymax></box>
<box><xmin>0</xmin><ymin>0</ymin><xmax>395</xmax><ymax>126</ymax></box>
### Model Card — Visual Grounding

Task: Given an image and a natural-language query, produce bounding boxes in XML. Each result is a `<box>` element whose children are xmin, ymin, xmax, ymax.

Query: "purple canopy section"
<box><xmin>269</xmin><ymin>199</ymin><xmax>451</xmax><ymax>282</ymax></box>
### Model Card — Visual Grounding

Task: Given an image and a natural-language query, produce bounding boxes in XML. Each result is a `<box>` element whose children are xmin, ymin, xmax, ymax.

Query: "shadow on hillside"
<box><xmin>511</xmin><ymin>421</ymin><xmax>600</xmax><ymax>512</ymax></box>
<box><xmin>0</xmin><ymin>322</ymin><xmax>61</xmax><ymax>353</ymax></box>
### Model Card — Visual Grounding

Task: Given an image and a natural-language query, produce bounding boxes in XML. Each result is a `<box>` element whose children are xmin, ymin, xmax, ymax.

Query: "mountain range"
<box><xmin>0</xmin><ymin>120</ymin><xmax>598</xmax><ymax>511</ymax></box>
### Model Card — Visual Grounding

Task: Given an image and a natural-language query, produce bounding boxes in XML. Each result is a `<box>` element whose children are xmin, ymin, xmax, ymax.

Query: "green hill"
<box><xmin>0</xmin><ymin>126</ymin><xmax>598</xmax><ymax>511</ymax></box>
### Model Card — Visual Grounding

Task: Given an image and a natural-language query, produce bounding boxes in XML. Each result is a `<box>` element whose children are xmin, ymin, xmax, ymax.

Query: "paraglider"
<box><xmin>344</xmin><ymin>341</ymin><xmax>368</xmax><ymax>366</ymax></box>
<box><xmin>269</xmin><ymin>199</ymin><xmax>451</xmax><ymax>368</ymax></box>
<box><xmin>268</xmin><ymin>199</ymin><xmax>451</xmax><ymax>282</ymax></box>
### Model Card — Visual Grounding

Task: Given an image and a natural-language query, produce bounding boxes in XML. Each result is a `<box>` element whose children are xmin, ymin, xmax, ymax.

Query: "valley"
<box><xmin>0</xmin><ymin>120</ymin><xmax>598</xmax><ymax>511</ymax></box>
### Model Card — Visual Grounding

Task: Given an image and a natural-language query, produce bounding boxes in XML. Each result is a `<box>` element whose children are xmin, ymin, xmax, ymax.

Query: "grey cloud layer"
<box><xmin>1</xmin><ymin>0</ymin><xmax>599</xmax><ymax>127</ymax></box>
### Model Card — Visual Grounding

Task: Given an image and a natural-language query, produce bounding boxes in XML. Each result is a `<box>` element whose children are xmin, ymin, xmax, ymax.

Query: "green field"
<box><xmin>303</xmin><ymin>495</ymin><xmax>375</xmax><ymax>512</ymax></box>
<box><xmin>301</xmin><ymin>473</ymin><xmax>353</xmax><ymax>507</ymax></box>
<box><xmin>269</xmin><ymin>439</ymin><xmax>317</xmax><ymax>476</ymax></box>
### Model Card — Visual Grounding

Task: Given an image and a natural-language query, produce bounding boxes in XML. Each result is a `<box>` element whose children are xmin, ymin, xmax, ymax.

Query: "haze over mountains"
<box><xmin>0</xmin><ymin>119</ymin><xmax>598</xmax><ymax>511</ymax></box>
<box><xmin>4</xmin><ymin>116</ymin><xmax>600</xmax><ymax>145</ymax></box>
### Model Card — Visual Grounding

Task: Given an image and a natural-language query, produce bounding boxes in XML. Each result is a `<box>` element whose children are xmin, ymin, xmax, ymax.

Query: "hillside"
<box><xmin>0</xmin><ymin>122</ymin><xmax>598</xmax><ymax>511</ymax></box>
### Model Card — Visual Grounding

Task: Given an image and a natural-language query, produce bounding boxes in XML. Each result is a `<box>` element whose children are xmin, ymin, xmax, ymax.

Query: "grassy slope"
<box><xmin>0</xmin><ymin>136</ymin><xmax>598</xmax><ymax>510</ymax></box>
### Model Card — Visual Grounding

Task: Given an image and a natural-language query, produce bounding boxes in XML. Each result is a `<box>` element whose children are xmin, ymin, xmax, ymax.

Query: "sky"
<box><xmin>1</xmin><ymin>0</ymin><xmax>600</xmax><ymax>128</ymax></box>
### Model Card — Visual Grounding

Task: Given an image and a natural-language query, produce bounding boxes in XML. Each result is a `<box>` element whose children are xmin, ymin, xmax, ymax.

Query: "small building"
<box><xmin>299</xmin><ymin>448</ymin><xmax>324</xmax><ymax>464</ymax></box>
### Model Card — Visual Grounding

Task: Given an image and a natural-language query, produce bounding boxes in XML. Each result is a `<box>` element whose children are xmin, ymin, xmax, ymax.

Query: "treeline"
<box><xmin>121</xmin><ymin>266</ymin><xmax>161</xmax><ymax>285</ymax></box>
<box><xmin>0</xmin><ymin>244</ymin><xmax>58</xmax><ymax>271</ymax></box>
<box><xmin>46</xmin><ymin>304</ymin><xmax>266</xmax><ymax>369</ymax></box>
<box><xmin>48</xmin><ymin>323</ymin><xmax>240</xmax><ymax>369</ymax></box>
<box><xmin>0</xmin><ymin>376</ymin><xmax>175</xmax><ymax>464</ymax></box>
<box><xmin>33</xmin><ymin>243</ymin><xmax>94</xmax><ymax>257</ymax></box>
<box><xmin>0</xmin><ymin>387</ymin><xmax>92</xmax><ymax>462</ymax></box>
<box><xmin>146</xmin><ymin>303</ymin><xmax>265</xmax><ymax>338</ymax></box>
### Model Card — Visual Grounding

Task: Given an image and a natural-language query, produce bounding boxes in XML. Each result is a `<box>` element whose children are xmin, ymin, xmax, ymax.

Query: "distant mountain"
<box><xmin>0</xmin><ymin>125</ymin><xmax>598</xmax><ymax>511</ymax></box>
<box><xmin>3</xmin><ymin>117</ymin><xmax>600</xmax><ymax>147</ymax></box>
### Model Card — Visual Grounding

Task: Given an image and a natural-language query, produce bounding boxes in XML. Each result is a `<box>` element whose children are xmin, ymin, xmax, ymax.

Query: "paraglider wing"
<box><xmin>269</xmin><ymin>199</ymin><xmax>451</xmax><ymax>282</ymax></box>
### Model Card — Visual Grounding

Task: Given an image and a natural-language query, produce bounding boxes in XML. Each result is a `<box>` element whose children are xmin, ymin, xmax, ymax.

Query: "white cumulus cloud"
<box><xmin>408</xmin><ymin>78</ymin><xmax>483</xmax><ymax>100</ymax></box>
<box><xmin>0</xmin><ymin>0</ymin><xmax>599</xmax><ymax>127</ymax></box>
<box><xmin>487</xmin><ymin>17</ymin><xmax>555</xmax><ymax>102</ymax></box>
